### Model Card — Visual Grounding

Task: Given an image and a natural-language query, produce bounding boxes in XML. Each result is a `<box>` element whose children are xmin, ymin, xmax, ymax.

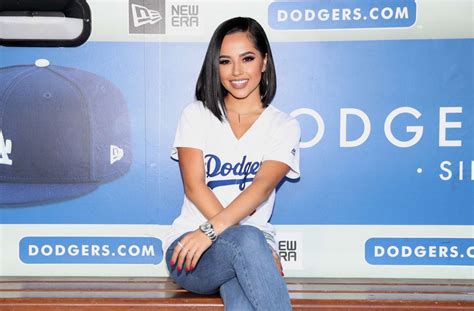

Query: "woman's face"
<box><xmin>219</xmin><ymin>32</ymin><xmax>267</xmax><ymax>103</ymax></box>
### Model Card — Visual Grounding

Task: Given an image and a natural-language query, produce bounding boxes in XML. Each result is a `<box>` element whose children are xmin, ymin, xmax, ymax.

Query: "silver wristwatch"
<box><xmin>199</xmin><ymin>222</ymin><xmax>217</xmax><ymax>242</ymax></box>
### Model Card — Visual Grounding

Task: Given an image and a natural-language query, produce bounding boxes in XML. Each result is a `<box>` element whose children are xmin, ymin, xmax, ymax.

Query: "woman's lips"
<box><xmin>230</xmin><ymin>79</ymin><xmax>249</xmax><ymax>89</ymax></box>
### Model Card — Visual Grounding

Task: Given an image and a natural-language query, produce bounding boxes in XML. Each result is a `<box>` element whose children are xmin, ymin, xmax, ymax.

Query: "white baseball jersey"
<box><xmin>163</xmin><ymin>101</ymin><xmax>301</xmax><ymax>255</ymax></box>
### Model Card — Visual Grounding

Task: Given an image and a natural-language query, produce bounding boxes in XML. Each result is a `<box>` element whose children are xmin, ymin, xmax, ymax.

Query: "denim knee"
<box><xmin>222</xmin><ymin>225</ymin><xmax>268</xmax><ymax>255</ymax></box>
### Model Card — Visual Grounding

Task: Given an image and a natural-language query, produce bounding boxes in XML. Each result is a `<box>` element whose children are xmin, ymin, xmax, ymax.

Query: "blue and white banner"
<box><xmin>20</xmin><ymin>236</ymin><xmax>162</xmax><ymax>264</ymax></box>
<box><xmin>268</xmin><ymin>0</ymin><xmax>417</xmax><ymax>29</ymax></box>
<box><xmin>0</xmin><ymin>0</ymin><xmax>472</xmax><ymax>278</ymax></box>
<box><xmin>366</xmin><ymin>238</ymin><xmax>474</xmax><ymax>266</ymax></box>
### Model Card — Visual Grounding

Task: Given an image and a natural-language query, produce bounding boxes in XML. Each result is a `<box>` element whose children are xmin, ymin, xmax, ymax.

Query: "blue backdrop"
<box><xmin>0</xmin><ymin>39</ymin><xmax>472</xmax><ymax>225</ymax></box>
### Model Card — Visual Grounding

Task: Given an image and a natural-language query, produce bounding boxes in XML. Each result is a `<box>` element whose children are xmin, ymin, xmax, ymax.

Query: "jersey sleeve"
<box><xmin>262</xmin><ymin>117</ymin><xmax>301</xmax><ymax>179</ymax></box>
<box><xmin>170</xmin><ymin>102</ymin><xmax>206</xmax><ymax>161</ymax></box>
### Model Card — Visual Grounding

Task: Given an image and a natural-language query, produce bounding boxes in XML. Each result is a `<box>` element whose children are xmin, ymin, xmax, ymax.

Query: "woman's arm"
<box><xmin>208</xmin><ymin>160</ymin><xmax>290</xmax><ymax>235</ymax></box>
<box><xmin>170</xmin><ymin>146</ymin><xmax>224</xmax><ymax>272</ymax></box>
<box><xmin>171</xmin><ymin>157</ymin><xmax>290</xmax><ymax>272</ymax></box>
<box><xmin>178</xmin><ymin>147</ymin><xmax>290</xmax><ymax>223</ymax></box>
<box><xmin>177</xmin><ymin>147</ymin><xmax>224</xmax><ymax>219</ymax></box>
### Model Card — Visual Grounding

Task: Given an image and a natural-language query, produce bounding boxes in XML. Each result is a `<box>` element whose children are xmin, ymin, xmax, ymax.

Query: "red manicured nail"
<box><xmin>170</xmin><ymin>260</ymin><xmax>175</xmax><ymax>266</ymax></box>
<box><xmin>281</xmin><ymin>271</ymin><xmax>285</xmax><ymax>276</ymax></box>
<box><xmin>177</xmin><ymin>265</ymin><xmax>181</xmax><ymax>272</ymax></box>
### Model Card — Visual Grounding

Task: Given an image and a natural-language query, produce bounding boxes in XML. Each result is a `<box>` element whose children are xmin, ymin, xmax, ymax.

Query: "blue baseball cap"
<box><xmin>0</xmin><ymin>59</ymin><xmax>132</xmax><ymax>206</ymax></box>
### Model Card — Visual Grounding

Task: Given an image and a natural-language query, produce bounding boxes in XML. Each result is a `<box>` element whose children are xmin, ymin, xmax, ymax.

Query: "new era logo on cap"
<box><xmin>0</xmin><ymin>60</ymin><xmax>132</xmax><ymax>206</ymax></box>
<box><xmin>110</xmin><ymin>145</ymin><xmax>124</xmax><ymax>165</ymax></box>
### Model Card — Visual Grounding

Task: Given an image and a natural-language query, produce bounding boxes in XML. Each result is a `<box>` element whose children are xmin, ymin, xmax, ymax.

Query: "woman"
<box><xmin>164</xmin><ymin>17</ymin><xmax>300</xmax><ymax>310</ymax></box>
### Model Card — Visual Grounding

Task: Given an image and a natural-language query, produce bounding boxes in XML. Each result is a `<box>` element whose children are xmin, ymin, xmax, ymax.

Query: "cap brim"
<box><xmin>0</xmin><ymin>183</ymin><xmax>98</xmax><ymax>206</ymax></box>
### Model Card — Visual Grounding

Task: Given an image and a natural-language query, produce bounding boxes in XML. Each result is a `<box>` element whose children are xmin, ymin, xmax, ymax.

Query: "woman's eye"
<box><xmin>219</xmin><ymin>59</ymin><xmax>230</xmax><ymax>65</ymax></box>
<box><xmin>243</xmin><ymin>56</ymin><xmax>255</xmax><ymax>62</ymax></box>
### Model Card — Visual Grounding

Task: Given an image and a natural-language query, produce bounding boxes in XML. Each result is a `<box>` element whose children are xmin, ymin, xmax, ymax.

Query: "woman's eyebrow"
<box><xmin>219</xmin><ymin>51</ymin><xmax>256</xmax><ymax>58</ymax></box>
<box><xmin>240</xmin><ymin>51</ymin><xmax>256</xmax><ymax>57</ymax></box>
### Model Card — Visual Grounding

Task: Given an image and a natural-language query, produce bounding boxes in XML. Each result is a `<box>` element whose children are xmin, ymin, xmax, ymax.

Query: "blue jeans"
<box><xmin>166</xmin><ymin>225</ymin><xmax>292</xmax><ymax>311</ymax></box>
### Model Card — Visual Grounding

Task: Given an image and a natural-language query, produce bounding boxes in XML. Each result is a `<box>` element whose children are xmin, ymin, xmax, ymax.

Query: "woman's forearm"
<box><xmin>209</xmin><ymin>160</ymin><xmax>290</xmax><ymax>235</ymax></box>
<box><xmin>209</xmin><ymin>179</ymin><xmax>272</xmax><ymax>235</ymax></box>
<box><xmin>178</xmin><ymin>147</ymin><xmax>225</xmax><ymax>220</ymax></box>
<box><xmin>179</xmin><ymin>146</ymin><xmax>289</xmax><ymax>233</ymax></box>
<box><xmin>184</xmin><ymin>182</ymin><xmax>224</xmax><ymax>220</ymax></box>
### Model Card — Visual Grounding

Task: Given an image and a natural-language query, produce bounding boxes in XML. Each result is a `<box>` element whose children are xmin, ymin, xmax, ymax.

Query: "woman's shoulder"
<box><xmin>266</xmin><ymin>105</ymin><xmax>300</xmax><ymax>130</ymax></box>
<box><xmin>181</xmin><ymin>100</ymin><xmax>207</xmax><ymax>115</ymax></box>
<box><xmin>179</xmin><ymin>101</ymin><xmax>221</xmax><ymax>131</ymax></box>
<box><xmin>179</xmin><ymin>100</ymin><xmax>216</xmax><ymax>120</ymax></box>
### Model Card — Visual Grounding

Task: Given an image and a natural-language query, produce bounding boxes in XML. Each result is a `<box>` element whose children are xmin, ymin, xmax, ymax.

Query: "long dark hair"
<box><xmin>195</xmin><ymin>17</ymin><xmax>277</xmax><ymax>121</ymax></box>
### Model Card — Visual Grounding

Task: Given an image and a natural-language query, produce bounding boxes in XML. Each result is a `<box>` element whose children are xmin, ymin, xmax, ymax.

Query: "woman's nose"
<box><xmin>232</xmin><ymin>62</ymin><xmax>242</xmax><ymax>76</ymax></box>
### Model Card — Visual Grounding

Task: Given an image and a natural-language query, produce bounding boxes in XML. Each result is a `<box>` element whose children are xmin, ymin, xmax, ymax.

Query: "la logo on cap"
<box><xmin>0</xmin><ymin>130</ymin><xmax>13</xmax><ymax>166</ymax></box>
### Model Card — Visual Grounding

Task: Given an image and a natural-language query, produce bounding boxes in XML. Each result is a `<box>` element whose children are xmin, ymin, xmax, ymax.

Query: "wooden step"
<box><xmin>0</xmin><ymin>277</ymin><xmax>473</xmax><ymax>310</ymax></box>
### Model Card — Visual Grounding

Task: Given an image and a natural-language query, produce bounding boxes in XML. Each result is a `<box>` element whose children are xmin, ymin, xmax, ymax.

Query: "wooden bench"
<box><xmin>0</xmin><ymin>277</ymin><xmax>473</xmax><ymax>310</ymax></box>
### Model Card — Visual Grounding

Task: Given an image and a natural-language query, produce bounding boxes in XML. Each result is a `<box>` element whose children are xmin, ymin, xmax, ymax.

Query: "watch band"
<box><xmin>199</xmin><ymin>222</ymin><xmax>217</xmax><ymax>242</ymax></box>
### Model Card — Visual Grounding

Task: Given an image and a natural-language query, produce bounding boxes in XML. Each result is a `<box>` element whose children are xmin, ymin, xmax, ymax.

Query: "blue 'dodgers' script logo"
<box><xmin>20</xmin><ymin>237</ymin><xmax>163</xmax><ymax>264</ymax></box>
<box><xmin>205</xmin><ymin>154</ymin><xmax>261</xmax><ymax>190</ymax></box>
<box><xmin>269</xmin><ymin>0</ymin><xmax>416</xmax><ymax>30</ymax></box>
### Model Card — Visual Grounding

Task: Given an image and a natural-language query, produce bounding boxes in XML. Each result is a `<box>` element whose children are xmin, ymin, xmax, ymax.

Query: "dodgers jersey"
<box><xmin>163</xmin><ymin>101</ymin><xmax>301</xmax><ymax>255</ymax></box>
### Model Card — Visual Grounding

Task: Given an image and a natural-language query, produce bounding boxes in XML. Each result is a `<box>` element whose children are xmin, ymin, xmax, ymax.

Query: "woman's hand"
<box><xmin>170</xmin><ymin>229</ymin><xmax>212</xmax><ymax>272</ymax></box>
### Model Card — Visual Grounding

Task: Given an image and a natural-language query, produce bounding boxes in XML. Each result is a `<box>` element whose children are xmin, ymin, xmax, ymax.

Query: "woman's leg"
<box><xmin>220</xmin><ymin>277</ymin><xmax>254</xmax><ymax>311</ymax></box>
<box><xmin>166</xmin><ymin>225</ymin><xmax>291</xmax><ymax>310</ymax></box>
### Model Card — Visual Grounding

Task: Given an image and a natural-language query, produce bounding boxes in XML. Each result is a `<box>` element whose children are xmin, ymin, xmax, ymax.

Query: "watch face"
<box><xmin>201</xmin><ymin>223</ymin><xmax>211</xmax><ymax>231</ymax></box>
